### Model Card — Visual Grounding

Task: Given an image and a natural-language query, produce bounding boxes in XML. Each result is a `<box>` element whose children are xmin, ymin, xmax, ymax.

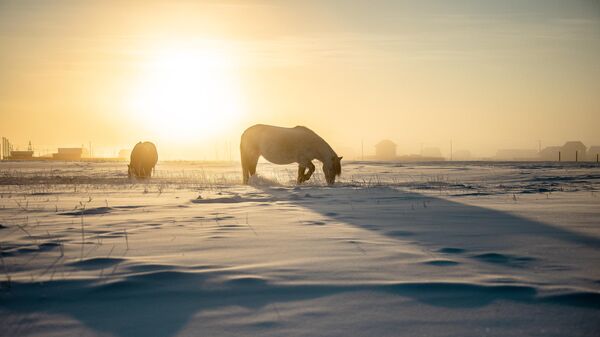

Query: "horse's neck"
<box><xmin>314</xmin><ymin>140</ymin><xmax>335</xmax><ymax>163</ymax></box>
<box><xmin>295</xmin><ymin>127</ymin><xmax>335</xmax><ymax>163</ymax></box>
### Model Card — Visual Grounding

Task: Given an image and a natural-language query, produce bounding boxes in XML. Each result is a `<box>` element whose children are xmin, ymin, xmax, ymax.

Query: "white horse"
<box><xmin>240</xmin><ymin>124</ymin><xmax>342</xmax><ymax>185</ymax></box>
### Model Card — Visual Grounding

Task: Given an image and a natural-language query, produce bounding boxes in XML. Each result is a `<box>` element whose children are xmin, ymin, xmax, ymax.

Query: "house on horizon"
<box><xmin>8</xmin><ymin>150</ymin><xmax>34</xmax><ymax>160</ymax></box>
<box><xmin>494</xmin><ymin>149</ymin><xmax>538</xmax><ymax>161</ymax></box>
<box><xmin>560</xmin><ymin>141</ymin><xmax>586</xmax><ymax>161</ymax></box>
<box><xmin>421</xmin><ymin>147</ymin><xmax>442</xmax><ymax>158</ymax></box>
<box><xmin>452</xmin><ymin>150</ymin><xmax>472</xmax><ymax>161</ymax></box>
<box><xmin>587</xmin><ymin>146</ymin><xmax>600</xmax><ymax>162</ymax></box>
<box><xmin>374</xmin><ymin>140</ymin><xmax>397</xmax><ymax>160</ymax></box>
<box><xmin>52</xmin><ymin>147</ymin><xmax>88</xmax><ymax>161</ymax></box>
<box><xmin>539</xmin><ymin>146</ymin><xmax>561</xmax><ymax>161</ymax></box>
<box><xmin>118</xmin><ymin>149</ymin><xmax>131</xmax><ymax>159</ymax></box>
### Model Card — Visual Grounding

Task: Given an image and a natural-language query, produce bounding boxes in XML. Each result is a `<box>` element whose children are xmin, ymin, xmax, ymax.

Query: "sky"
<box><xmin>1</xmin><ymin>0</ymin><xmax>599</xmax><ymax>159</ymax></box>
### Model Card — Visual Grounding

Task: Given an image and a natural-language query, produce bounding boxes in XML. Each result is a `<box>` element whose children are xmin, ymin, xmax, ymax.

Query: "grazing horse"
<box><xmin>128</xmin><ymin>141</ymin><xmax>158</xmax><ymax>179</ymax></box>
<box><xmin>240</xmin><ymin>124</ymin><xmax>342</xmax><ymax>185</ymax></box>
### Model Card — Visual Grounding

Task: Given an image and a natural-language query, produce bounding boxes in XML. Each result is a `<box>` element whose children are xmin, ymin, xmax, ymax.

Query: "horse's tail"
<box><xmin>240</xmin><ymin>141</ymin><xmax>250</xmax><ymax>184</ymax></box>
<box><xmin>240</xmin><ymin>132</ymin><xmax>252</xmax><ymax>185</ymax></box>
<box><xmin>240</xmin><ymin>127</ymin><xmax>261</xmax><ymax>185</ymax></box>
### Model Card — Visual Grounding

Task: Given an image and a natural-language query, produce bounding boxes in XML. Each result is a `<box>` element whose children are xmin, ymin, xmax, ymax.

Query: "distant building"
<box><xmin>452</xmin><ymin>150</ymin><xmax>472</xmax><ymax>161</ymax></box>
<box><xmin>118</xmin><ymin>149</ymin><xmax>131</xmax><ymax>159</ymax></box>
<box><xmin>421</xmin><ymin>147</ymin><xmax>442</xmax><ymax>158</ymax></box>
<box><xmin>397</xmin><ymin>154</ymin><xmax>445</xmax><ymax>162</ymax></box>
<box><xmin>8</xmin><ymin>150</ymin><xmax>34</xmax><ymax>160</ymax></box>
<box><xmin>1</xmin><ymin>137</ymin><xmax>12</xmax><ymax>159</ymax></box>
<box><xmin>52</xmin><ymin>148</ymin><xmax>87</xmax><ymax>161</ymax></box>
<box><xmin>494</xmin><ymin>149</ymin><xmax>538</xmax><ymax>161</ymax></box>
<box><xmin>560</xmin><ymin>141</ymin><xmax>586</xmax><ymax>162</ymax></box>
<box><xmin>588</xmin><ymin>146</ymin><xmax>600</xmax><ymax>162</ymax></box>
<box><xmin>375</xmin><ymin>140</ymin><xmax>397</xmax><ymax>160</ymax></box>
<box><xmin>539</xmin><ymin>146</ymin><xmax>561</xmax><ymax>161</ymax></box>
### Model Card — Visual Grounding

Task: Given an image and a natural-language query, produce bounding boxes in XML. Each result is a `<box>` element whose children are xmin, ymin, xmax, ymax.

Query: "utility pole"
<box><xmin>361</xmin><ymin>139</ymin><xmax>364</xmax><ymax>161</ymax></box>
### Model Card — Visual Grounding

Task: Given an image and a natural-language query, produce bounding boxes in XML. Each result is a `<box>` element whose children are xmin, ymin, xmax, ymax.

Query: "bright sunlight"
<box><xmin>129</xmin><ymin>44</ymin><xmax>244</xmax><ymax>141</ymax></box>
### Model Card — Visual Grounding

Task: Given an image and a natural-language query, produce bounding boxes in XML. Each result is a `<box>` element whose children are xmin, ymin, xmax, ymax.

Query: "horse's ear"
<box><xmin>338</xmin><ymin>156</ymin><xmax>343</xmax><ymax>161</ymax></box>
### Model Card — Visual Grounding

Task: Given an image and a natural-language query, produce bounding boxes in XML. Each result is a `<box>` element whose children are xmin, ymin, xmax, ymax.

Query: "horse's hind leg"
<box><xmin>241</xmin><ymin>150</ymin><xmax>259</xmax><ymax>184</ymax></box>
<box><xmin>248</xmin><ymin>156</ymin><xmax>258</xmax><ymax>180</ymax></box>
<box><xmin>242</xmin><ymin>157</ymin><xmax>250</xmax><ymax>184</ymax></box>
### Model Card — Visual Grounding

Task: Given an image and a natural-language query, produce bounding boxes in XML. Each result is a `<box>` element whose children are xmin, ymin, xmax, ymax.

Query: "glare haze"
<box><xmin>1</xmin><ymin>0</ymin><xmax>599</xmax><ymax>159</ymax></box>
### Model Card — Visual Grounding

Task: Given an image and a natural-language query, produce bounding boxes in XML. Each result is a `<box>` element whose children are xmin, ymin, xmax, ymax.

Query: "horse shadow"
<box><xmin>256</xmin><ymin>184</ymin><xmax>600</xmax><ymax>251</ymax></box>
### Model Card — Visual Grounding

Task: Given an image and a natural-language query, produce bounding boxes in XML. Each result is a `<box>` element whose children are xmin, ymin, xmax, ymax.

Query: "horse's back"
<box><xmin>242</xmin><ymin>124</ymin><xmax>315</xmax><ymax>141</ymax></box>
<box><xmin>240</xmin><ymin>124</ymin><xmax>317</xmax><ymax>164</ymax></box>
<box><xmin>132</xmin><ymin>142</ymin><xmax>157</xmax><ymax>162</ymax></box>
<box><xmin>130</xmin><ymin>141</ymin><xmax>158</xmax><ymax>177</ymax></box>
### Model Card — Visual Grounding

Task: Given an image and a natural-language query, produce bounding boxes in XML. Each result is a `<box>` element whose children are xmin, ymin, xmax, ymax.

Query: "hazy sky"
<box><xmin>1</xmin><ymin>0</ymin><xmax>599</xmax><ymax>159</ymax></box>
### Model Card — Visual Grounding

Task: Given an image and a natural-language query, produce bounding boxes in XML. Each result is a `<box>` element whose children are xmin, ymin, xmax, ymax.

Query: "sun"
<box><xmin>129</xmin><ymin>45</ymin><xmax>244</xmax><ymax>141</ymax></box>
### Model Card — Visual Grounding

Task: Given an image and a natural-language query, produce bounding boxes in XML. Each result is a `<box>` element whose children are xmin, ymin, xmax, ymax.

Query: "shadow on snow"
<box><xmin>1</xmin><ymin>186</ymin><xmax>599</xmax><ymax>337</ymax></box>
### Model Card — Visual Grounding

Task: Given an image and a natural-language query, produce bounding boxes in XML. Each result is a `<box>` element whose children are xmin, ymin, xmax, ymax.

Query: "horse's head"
<box><xmin>323</xmin><ymin>156</ymin><xmax>342</xmax><ymax>185</ymax></box>
<box><xmin>127</xmin><ymin>164</ymin><xmax>134</xmax><ymax>178</ymax></box>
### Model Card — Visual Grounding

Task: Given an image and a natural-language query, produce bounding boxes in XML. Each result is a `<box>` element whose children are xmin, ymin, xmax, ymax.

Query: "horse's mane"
<box><xmin>293</xmin><ymin>125</ymin><xmax>317</xmax><ymax>135</ymax></box>
<box><xmin>294</xmin><ymin>125</ymin><xmax>328</xmax><ymax>144</ymax></box>
<box><xmin>295</xmin><ymin>126</ymin><xmax>333</xmax><ymax>149</ymax></box>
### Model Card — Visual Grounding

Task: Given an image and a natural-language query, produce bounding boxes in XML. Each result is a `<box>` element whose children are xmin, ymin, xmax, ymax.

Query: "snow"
<box><xmin>1</xmin><ymin>160</ymin><xmax>599</xmax><ymax>336</ymax></box>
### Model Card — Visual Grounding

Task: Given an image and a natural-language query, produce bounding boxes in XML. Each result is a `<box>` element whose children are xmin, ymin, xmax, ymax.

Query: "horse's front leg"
<box><xmin>297</xmin><ymin>165</ymin><xmax>307</xmax><ymax>184</ymax></box>
<box><xmin>303</xmin><ymin>162</ymin><xmax>315</xmax><ymax>182</ymax></box>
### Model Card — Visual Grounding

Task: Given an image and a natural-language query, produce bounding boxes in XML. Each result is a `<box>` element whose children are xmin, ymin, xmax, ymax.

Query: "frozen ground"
<box><xmin>0</xmin><ymin>160</ymin><xmax>599</xmax><ymax>337</ymax></box>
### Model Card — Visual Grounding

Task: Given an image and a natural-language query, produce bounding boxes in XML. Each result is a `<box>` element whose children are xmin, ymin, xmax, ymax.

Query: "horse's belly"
<box><xmin>261</xmin><ymin>152</ymin><xmax>296</xmax><ymax>165</ymax></box>
<box><xmin>260</xmin><ymin>144</ymin><xmax>297</xmax><ymax>165</ymax></box>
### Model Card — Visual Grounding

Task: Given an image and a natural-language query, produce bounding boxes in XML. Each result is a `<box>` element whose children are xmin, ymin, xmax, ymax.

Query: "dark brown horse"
<box><xmin>128</xmin><ymin>141</ymin><xmax>158</xmax><ymax>178</ymax></box>
<box><xmin>240</xmin><ymin>124</ymin><xmax>342</xmax><ymax>185</ymax></box>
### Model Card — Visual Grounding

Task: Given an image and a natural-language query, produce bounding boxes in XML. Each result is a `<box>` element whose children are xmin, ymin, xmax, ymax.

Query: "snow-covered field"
<box><xmin>1</xmin><ymin>160</ymin><xmax>599</xmax><ymax>337</ymax></box>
